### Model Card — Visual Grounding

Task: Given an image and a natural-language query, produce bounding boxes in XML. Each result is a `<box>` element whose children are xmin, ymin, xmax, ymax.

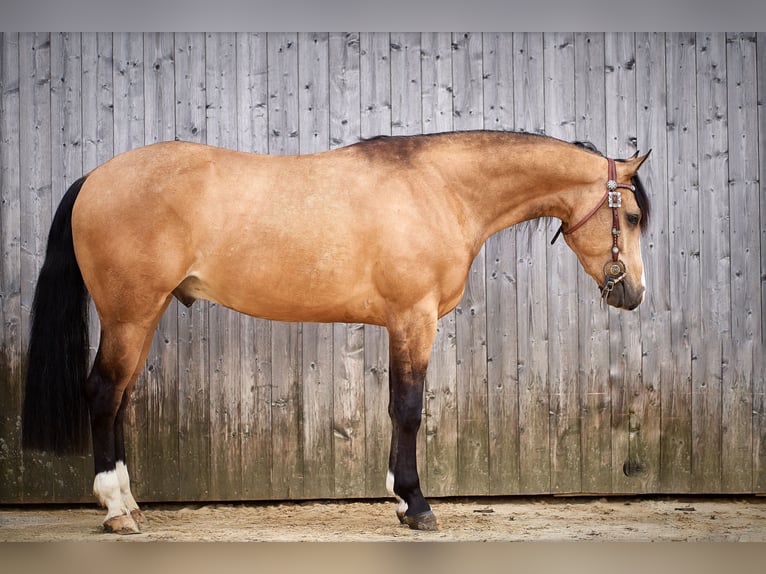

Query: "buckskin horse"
<box><xmin>22</xmin><ymin>130</ymin><xmax>650</xmax><ymax>534</ymax></box>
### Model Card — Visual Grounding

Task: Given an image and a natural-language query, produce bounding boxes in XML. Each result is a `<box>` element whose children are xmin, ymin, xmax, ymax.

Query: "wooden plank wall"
<box><xmin>1</xmin><ymin>32</ymin><xmax>764</xmax><ymax>503</ymax></box>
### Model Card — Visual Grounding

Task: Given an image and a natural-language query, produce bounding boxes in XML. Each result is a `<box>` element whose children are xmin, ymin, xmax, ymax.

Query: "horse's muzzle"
<box><xmin>603</xmin><ymin>279</ymin><xmax>644</xmax><ymax>310</ymax></box>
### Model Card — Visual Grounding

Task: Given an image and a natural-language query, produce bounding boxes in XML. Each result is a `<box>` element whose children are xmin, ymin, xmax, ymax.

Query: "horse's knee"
<box><xmin>389</xmin><ymin>396</ymin><xmax>423</xmax><ymax>434</ymax></box>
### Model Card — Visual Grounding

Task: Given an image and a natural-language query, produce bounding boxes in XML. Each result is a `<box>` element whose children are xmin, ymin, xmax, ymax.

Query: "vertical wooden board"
<box><xmin>0</xmin><ymin>32</ymin><xmax>23</xmax><ymax>502</ymax></box>
<box><xmin>573</xmin><ymin>33</ymin><xmax>612</xmax><ymax>493</ymax></box>
<box><xmin>142</xmin><ymin>32</ymin><xmax>179</xmax><ymax>501</ymax></box>
<box><xmin>112</xmin><ymin>34</ymin><xmax>145</xmax><ymax>155</ymax></box>
<box><xmin>513</xmin><ymin>32</ymin><xmax>550</xmax><ymax>494</ymax></box>
<box><xmin>389</xmin><ymin>31</ymin><xmax>429</xmax><ymax>493</ymax></box>
<box><xmin>174</xmin><ymin>32</ymin><xmax>211</xmax><ymax>501</ymax></box>
<box><xmin>605</xmin><ymin>32</ymin><xmax>644</xmax><ymax>494</ymax></box>
<box><xmin>236</xmin><ymin>32</ymin><xmax>272</xmax><ymax>500</ymax></box>
<box><xmin>693</xmin><ymin>32</ymin><xmax>728</xmax><ymax>493</ymax></box>
<box><xmin>49</xmin><ymin>32</ymin><xmax>90</xmax><ymax>502</ymax></box>
<box><xmin>82</xmin><ymin>33</ymin><xmax>114</xmax><ymax>173</ymax></box>
<box><xmin>724</xmin><ymin>32</ymin><xmax>758</xmax><ymax>493</ymax></box>
<box><xmin>332</xmin><ymin>322</ymin><xmax>366</xmax><ymax>497</ymax></box>
<box><xmin>50</xmin><ymin>32</ymin><xmax>83</xmax><ymax>197</ymax></box>
<box><xmin>112</xmin><ymin>32</ymin><xmax>149</xmax><ymax>498</ymax></box>
<box><xmin>205</xmin><ymin>32</ymin><xmax>242</xmax><ymax>500</ymax></box>
<box><xmin>663</xmin><ymin>32</ymin><xmax>698</xmax><ymax>493</ymax></box>
<box><xmin>420</xmin><ymin>31</ymin><xmax>458</xmax><ymax>497</ymax></box>
<box><xmin>452</xmin><ymin>31</ymin><xmax>489</xmax><ymax>496</ymax></box>
<box><xmin>329</xmin><ymin>32</ymin><xmax>366</xmax><ymax>498</ymax></box>
<box><xmin>755</xmin><ymin>32</ymin><xmax>766</xmax><ymax>493</ymax></box>
<box><xmin>267</xmin><ymin>32</ymin><xmax>304</xmax><ymax>499</ymax></box>
<box><xmin>421</xmin><ymin>33</ymin><xmax>453</xmax><ymax>133</ymax></box>
<box><xmin>8</xmin><ymin>28</ymin><xmax>766</xmax><ymax>504</ymax></box>
<box><xmin>80</xmin><ymin>33</ymin><xmax>112</xmax><ymax>493</ymax></box>
<box><xmin>19</xmin><ymin>32</ymin><xmax>54</xmax><ymax>501</ymax></box>
<box><xmin>483</xmin><ymin>32</ymin><xmax>520</xmax><ymax>495</ymax></box>
<box><xmin>543</xmin><ymin>32</ymin><xmax>581</xmax><ymax>494</ymax></box>
<box><xmin>389</xmin><ymin>33</ymin><xmax>421</xmax><ymax>137</ymax></box>
<box><xmin>634</xmin><ymin>32</ymin><xmax>668</xmax><ymax>493</ymax></box>
<box><xmin>298</xmin><ymin>31</ymin><xmax>333</xmax><ymax>499</ymax></box>
<box><xmin>359</xmin><ymin>32</ymin><xmax>391</xmax><ymax>497</ymax></box>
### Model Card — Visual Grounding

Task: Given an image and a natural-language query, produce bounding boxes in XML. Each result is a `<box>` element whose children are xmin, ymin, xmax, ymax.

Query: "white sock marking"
<box><xmin>93</xmin><ymin>470</ymin><xmax>129</xmax><ymax>520</ymax></box>
<box><xmin>386</xmin><ymin>470</ymin><xmax>395</xmax><ymax>497</ymax></box>
<box><xmin>115</xmin><ymin>461</ymin><xmax>140</xmax><ymax>512</ymax></box>
<box><xmin>387</xmin><ymin>469</ymin><xmax>408</xmax><ymax>514</ymax></box>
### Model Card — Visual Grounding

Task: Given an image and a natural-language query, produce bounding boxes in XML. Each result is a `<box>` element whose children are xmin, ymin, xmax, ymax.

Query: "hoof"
<box><xmin>403</xmin><ymin>510</ymin><xmax>438</xmax><ymax>531</ymax></box>
<box><xmin>395</xmin><ymin>501</ymin><xmax>408</xmax><ymax>524</ymax></box>
<box><xmin>131</xmin><ymin>509</ymin><xmax>147</xmax><ymax>526</ymax></box>
<box><xmin>103</xmin><ymin>513</ymin><xmax>141</xmax><ymax>535</ymax></box>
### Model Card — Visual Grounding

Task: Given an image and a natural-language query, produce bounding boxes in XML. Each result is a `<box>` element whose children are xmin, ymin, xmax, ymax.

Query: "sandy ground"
<box><xmin>2</xmin><ymin>496</ymin><xmax>766</xmax><ymax>542</ymax></box>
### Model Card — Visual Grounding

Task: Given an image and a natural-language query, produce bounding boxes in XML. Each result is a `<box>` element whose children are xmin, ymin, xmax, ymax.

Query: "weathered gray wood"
<box><xmin>483</xmin><ymin>32</ymin><xmax>520</xmax><ymax>496</ymax></box>
<box><xmin>421</xmin><ymin>32</ymin><xmax>458</xmax><ymax>498</ymax></box>
<box><xmin>390</xmin><ymin>33</ymin><xmax>421</xmax><ymax>137</ymax></box>
<box><xmin>297</xmin><ymin>32</ymin><xmax>334</xmax><ymax>499</ymax></box>
<box><xmin>513</xmin><ymin>32</ymin><xmax>550</xmax><ymax>494</ymax></box>
<box><xmin>112</xmin><ymin>32</ymin><xmax>148</xmax><ymax>498</ymax></box>
<box><xmin>205</xmin><ymin>32</ymin><xmax>243</xmax><ymax>500</ymax></box>
<box><xmin>359</xmin><ymin>32</ymin><xmax>391</xmax><ymax>498</ymax></box>
<box><xmin>267</xmin><ymin>32</ymin><xmax>304</xmax><ymax>500</ymax></box>
<box><xmin>0</xmin><ymin>32</ymin><xmax>23</xmax><ymax>502</ymax></box>
<box><xmin>452</xmin><ymin>31</ymin><xmax>490</xmax><ymax>496</ymax></box>
<box><xmin>174</xmin><ymin>32</ymin><xmax>211</xmax><ymax>501</ymax></box>
<box><xmin>19</xmin><ymin>32</ymin><xmax>55</xmax><ymax>502</ymax></box>
<box><xmin>723</xmin><ymin>32</ymin><xmax>758</xmax><ymax>493</ymax></box>
<box><xmin>693</xmin><ymin>32</ymin><xmax>728</xmax><ymax>493</ymax></box>
<box><xmin>235</xmin><ymin>32</ymin><xmax>271</xmax><ymax>500</ymax></box>
<box><xmin>80</xmin><ymin>32</ymin><xmax>112</xmax><ymax>498</ymax></box>
<box><xmin>605</xmin><ymin>32</ymin><xmax>644</xmax><ymax>495</ymax></box>
<box><xmin>328</xmin><ymin>32</ymin><xmax>367</xmax><ymax>499</ymax></box>
<box><xmin>663</xmin><ymin>32</ymin><xmax>698</xmax><ymax>493</ymax></box>
<box><xmin>634</xmin><ymin>32</ymin><xmax>667</xmax><ymax>494</ymax></box>
<box><xmin>2</xmin><ymin>32</ymin><xmax>766</xmax><ymax>503</ymax></box>
<box><xmin>755</xmin><ymin>32</ymin><xmax>766</xmax><ymax>494</ymax></box>
<box><xmin>49</xmin><ymin>32</ymin><xmax>90</xmax><ymax>502</ymax></box>
<box><xmin>574</xmin><ymin>32</ymin><xmax>612</xmax><ymax>494</ymax></box>
<box><xmin>544</xmin><ymin>32</ymin><xmax>580</xmax><ymax>494</ymax></box>
<box><xmin>142</xmin><ymin>32</ymin><xmax>180</xmax><ymax>502</ymax></box>
<box><xmin>388</xmin><ymin>31</ymin><xmax>428</xmax><ymax>494</ymax></box>
<box><xmin>484</xmin><ymin>33</ymin><xmax>519</xmax><ymax>494</ymax></box>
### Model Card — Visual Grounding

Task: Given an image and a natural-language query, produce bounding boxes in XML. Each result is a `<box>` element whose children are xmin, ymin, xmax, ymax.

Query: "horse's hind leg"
<box><xmin>86</xmin><ymin>313</ymin><xmax>163</xmax><ymax>534</ymax></box>
<box><xmin>112</xmin><ymin>311</ymin><xmax>164</xmax><ymax>530</ymax></box>
<box><xmin>114</xmin><ymin>400</ymin><xmax>143</xmax><ymax>526</ymax></box>
<box><xmin>111</xmin><ymin>339</ymin><xmax>154</xmax><ymax>528</ymax></box>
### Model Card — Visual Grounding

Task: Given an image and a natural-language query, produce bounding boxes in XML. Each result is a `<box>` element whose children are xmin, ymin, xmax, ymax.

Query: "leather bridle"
<box><xmin>550</xmin><ymin>158</ymin><xmax>636</xmax><ymax>299</ymax></box>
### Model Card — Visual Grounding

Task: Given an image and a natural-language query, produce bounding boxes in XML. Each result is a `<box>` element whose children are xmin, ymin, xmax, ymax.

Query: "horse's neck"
<box><xmin>438</xmin><ymin>138</ymin><xmax>604</xmax><ymax>246</ymax></box>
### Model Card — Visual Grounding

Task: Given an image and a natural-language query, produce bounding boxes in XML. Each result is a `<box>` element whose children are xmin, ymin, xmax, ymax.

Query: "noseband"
<box><xmin>550</xmin><ymin>158</ymin><xmax>636</xmax><ymax>299</ymax></box>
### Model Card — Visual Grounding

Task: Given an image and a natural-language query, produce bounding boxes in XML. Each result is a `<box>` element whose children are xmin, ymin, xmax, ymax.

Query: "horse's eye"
<box><xmin>626</xmin><ymin>213</ymin><xmax>641</xmax><ymax>227</ymax></box>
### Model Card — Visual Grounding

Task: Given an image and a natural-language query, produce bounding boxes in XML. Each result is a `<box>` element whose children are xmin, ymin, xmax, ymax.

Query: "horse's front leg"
<box><xmin>386</xmin><ymin>312</ymin><xmax>438</xmax><ymax>531</ymax></box>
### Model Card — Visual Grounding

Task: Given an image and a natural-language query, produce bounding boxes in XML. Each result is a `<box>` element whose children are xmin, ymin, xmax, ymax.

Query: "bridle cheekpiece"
<box><xmin>550</xmin><ymin>158</ymin><xmax>636</xmax><ymax>300</ymax></box>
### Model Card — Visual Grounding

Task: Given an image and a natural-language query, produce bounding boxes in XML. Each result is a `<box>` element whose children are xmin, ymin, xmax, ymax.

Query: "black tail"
<box><xmin>22</xmin><ymin>175</ymin><xmax>91</xmax><ymax>455</ymax></box>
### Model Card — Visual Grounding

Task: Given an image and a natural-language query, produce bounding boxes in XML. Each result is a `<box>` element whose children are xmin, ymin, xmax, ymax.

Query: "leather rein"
<box><xmin>550</xmin><ymin>158</ymin><xmax>636</xmax><ymax>299</ymax></box>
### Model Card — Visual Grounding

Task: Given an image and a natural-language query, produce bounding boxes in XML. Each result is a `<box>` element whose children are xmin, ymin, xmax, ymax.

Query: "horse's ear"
<box><xmin>624</xmin><ymin>149</ymin><xmax>651</xmax><ymax>174</ymax></box>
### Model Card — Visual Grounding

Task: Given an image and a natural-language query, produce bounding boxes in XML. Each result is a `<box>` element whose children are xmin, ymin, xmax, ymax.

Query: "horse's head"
<box><xmin>555</xmin><ymin>148</ymin><xmax>651</xmax><ymax>310</ymax></box>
